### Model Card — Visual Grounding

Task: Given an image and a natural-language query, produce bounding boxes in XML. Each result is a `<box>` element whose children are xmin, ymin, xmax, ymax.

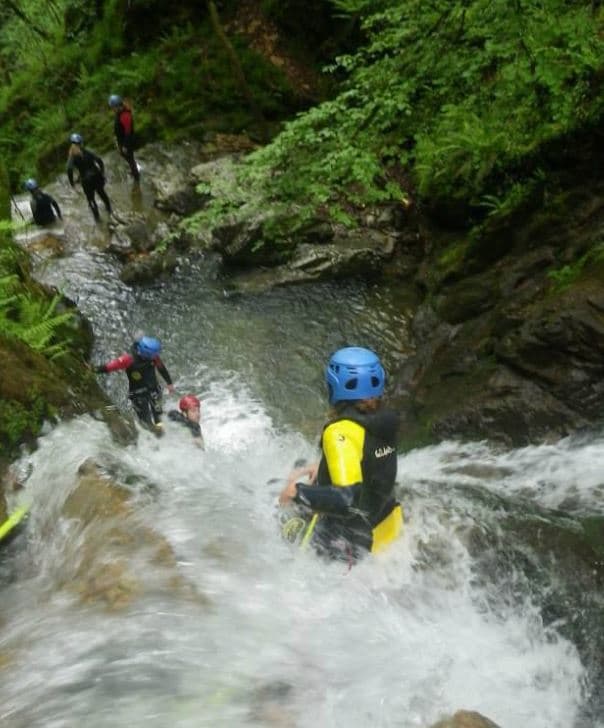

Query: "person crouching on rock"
<box><xmin>24</xmin><ymin>178</ymin><xmax>62</xmax><ymax>226</ymax></box>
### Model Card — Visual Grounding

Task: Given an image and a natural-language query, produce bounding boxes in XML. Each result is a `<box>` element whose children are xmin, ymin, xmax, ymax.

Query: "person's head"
<box><xmin>325</xmin><ymin>347</ymin><xmax>385</xmax><ymax>409</ymax></box>
<box><xmin>108</xmin><ymin>94</ymin><xmax>123</xmax><ymax>109</ymax></box>
<box><xmin>24</xmin><ymin>178</ymin><xmax>39</xmax><ymax>193</ymax></box>
<box><xmin>68</xmin><ymin>133</ymin><xmax>83</xmax><ymax>158</ymax></box>
<box><xmin>133</xmin><ymin>335</ymin><xmax>161</xmax><ymax>360</ymax></box>
<box><xmin>179</xmin><ymin>394</ymin><xmax>201</xmax><ymax>423</ymax></box>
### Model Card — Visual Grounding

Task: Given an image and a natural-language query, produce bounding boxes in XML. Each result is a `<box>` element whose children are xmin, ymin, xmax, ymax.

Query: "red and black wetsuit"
<box><xmin>97</xmin><ymin>352</ymin><xmax>172</xmax><ymax>427</ymax></box>
<box><xmin>114</xmin><ymin>107</ymin><xmax>140</xmax><ymax>181</ymax></box>
<box><xmin>168</xmin><ymin>410</ymin><xmax>204</xmax><ymax>443</ymax></box>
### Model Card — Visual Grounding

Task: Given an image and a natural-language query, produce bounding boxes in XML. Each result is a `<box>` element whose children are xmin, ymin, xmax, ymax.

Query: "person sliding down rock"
<box><xmin>279</xmin><ymin>347</ymin><xmax>402</xmax><ymax>562</ymax></box>
<box><xmin>168</xmin><ymin>395</ymin><xmax>205</xmax><ymax>449</ymax></box>
<box><xmin>95</xmin><ymin>336</ymin><xmax>175</xmax><ymax>436</ymax></box>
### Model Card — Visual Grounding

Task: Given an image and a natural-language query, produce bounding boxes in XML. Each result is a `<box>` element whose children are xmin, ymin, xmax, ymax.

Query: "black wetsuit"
<box><xmin>293</xmin><ymin>405</ymin><xmax>400</xmax><ymax>559</ymax></box>
<box><xmin>30</xmin><ymin>190</ymin><xmax>62</xmax><ymax>225</ymax></box>
<box><xmin>168</xmin><ymin>410</ymin><xmax>204</xmax><ymax>444</ymax></box>
<box><xmin>114</xmin><ymin>107</ymin><xmax>140</xmax><ymax>181</ymax></box>
<box><xmin>67</xmin><ymin>148</ymin><xmax>112</xmax><ymax>221</ymax></box>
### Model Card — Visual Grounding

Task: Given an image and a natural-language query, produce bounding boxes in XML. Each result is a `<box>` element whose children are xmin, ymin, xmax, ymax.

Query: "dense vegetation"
<box><xmin>2</xmin><ymin>0</ymin><xmax>602</xmax><ymax>233</ymax></box>
<box><xmin>0</xmin><ymin>0</ymin><xmax>343</xmax><ymax>187</ymax></box>
<box><xmin>0</xmin><ymin>160</ymin><xmax>99</xmax><ymax>459</ymax></box>
<box><xmin>188</xmin><ymin>0</ymin><xmax>604</xmax><ymax>240</ymax></box>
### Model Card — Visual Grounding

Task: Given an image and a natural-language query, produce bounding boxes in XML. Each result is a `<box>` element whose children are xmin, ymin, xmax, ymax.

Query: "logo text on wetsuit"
<box><xmin>375</xmin><ymin>445</ymin><xmax>395</xmax><ymax>458</ymax></box>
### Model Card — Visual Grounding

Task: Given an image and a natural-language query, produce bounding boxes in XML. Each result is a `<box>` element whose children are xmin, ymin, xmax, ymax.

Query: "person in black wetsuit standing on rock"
<box><xmin>66</xmin><ymin>133</ymin><xmax>112</xmax><ymax>222</ymax></box>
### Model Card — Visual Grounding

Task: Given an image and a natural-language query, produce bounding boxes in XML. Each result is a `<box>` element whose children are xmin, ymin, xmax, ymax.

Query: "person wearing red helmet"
<box><xmin>168</xmin><ymin>394</ymin><xmax>204</xmax><ymax>449</ymax></box>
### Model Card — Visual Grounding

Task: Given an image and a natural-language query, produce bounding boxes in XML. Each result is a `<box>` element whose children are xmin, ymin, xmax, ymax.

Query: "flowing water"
<box><xmin>2</xmin><ymin>173</ymin><xmax>603</xmax><ymax>728</ymax></box>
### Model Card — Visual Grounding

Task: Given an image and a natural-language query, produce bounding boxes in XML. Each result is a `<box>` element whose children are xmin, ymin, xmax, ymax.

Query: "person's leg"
<box><xmin>149</xmin><ymin>389</ymin><xmax>163</xmax><ymax>425</ymax></box>
<box><xmin>96</xmin><ymin>182</ymin><xmax>112</xmax><ymax>214</ymax></box>
<box><xmin>130</xmin><ymin>393</ymin><xmax>153</xmax><ymax>428</ymax></box>
<box><xmin>82</xmin><ymin>181</ymin><xmax>100</xmax><ymax>220</ymax></box>
<box><xmin>122</xmin><ymin>144</ymin><xmax>140</xmax><ymax>181</ymax></box>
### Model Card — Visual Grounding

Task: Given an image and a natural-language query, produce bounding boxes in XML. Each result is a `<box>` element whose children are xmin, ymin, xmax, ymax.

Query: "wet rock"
<box><xmin>18</xmin><ymin>231</ymin><xmax>65</xmax><ymax>261</ymax></box>
<box><xmin>222</xmin><ymin>229</ymin><xmax>397</xmax><ymax>293</ymax></box>
<box><xmin>106</xmin><ymin>213</ymin><xmax>156</xmax><ymax>258</ymax></box>
<box><xmin>58</xmin><ymin>459</ymin><xmax>209</xmax><ymax>611</ymax></box>
<box><xmin>429</xmin><ymin>710</ymin><xmax>501</xmax><ymax>728</ymax></box>
<box><xmin>120</xmin><ymin>250</ymin><xmax>179</xmax><ymax>284</ymax></box>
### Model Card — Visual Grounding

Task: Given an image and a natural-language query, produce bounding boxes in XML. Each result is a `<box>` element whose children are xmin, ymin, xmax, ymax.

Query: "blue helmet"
<box><xmin>24</xmin><ymin>178</ymin><xmax>38</xmax><ymax>191</ymax></box>
<box><xmin>325</xmin><ymin>347</ymin><xmax>385</xmax><ymax>404</ymax></box>
<box><xmin>70</xmin><ymin>132</ymin><xmax>83</xmax><ymax>145</ymax></box>
<box><xmin>108</xmin><ymin>94</ymin><xmax>123</xmax><ymax>108</ymax></box>
<box><xmin>135</xmin><ymin>336</ymin><xmax>161</xmax><ymax>359</ymax></box>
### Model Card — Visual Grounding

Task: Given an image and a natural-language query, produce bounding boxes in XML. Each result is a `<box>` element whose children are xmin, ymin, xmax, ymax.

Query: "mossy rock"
<box><xmin>0</xmin><ymin>335</ymin><xmax>106</xmax><ymax>457</ymax></box>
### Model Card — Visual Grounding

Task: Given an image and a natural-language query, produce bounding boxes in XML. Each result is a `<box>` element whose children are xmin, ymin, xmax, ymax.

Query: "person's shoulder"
<box><xmin>168</xmin><ymin>410</ymin><xmax>183</xmax><ymax>422</ymax></box>
<box><xmin>323</xmin><ymin>418</ymin><xmax>362</xmax><ymax>439</ymax></box>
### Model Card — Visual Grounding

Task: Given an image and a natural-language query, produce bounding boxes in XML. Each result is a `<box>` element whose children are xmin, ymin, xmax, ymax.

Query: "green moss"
<box><xmin>0</xmin><ymin>396</ymin><xmax>47</xmax><ymax>448</ymax></box>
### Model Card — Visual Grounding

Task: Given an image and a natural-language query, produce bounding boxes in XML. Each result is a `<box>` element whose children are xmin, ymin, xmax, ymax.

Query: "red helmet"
<box><xmin>179</xmin><ymin>395</ymin><xmax>200</xmax><ymax>412</ymax></box>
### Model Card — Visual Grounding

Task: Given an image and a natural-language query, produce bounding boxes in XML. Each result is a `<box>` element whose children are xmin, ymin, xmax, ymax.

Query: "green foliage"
<box><xmin>184</xmin><ymin>0</ymin><xmax>604</xmax><ymax>240</ymax></box>
<box><xmin>0</xmin><ymin>0</ymin><xmax>296</xmax><ymax>182</ymax></box>
<box><xmin>0</xmin><ymin>395</ymin><xmax>47</xmax><ymax>446</ymax></box>
<box><xmin>548</xmin><ymin>243</ymin><xmax>604</xmax><ymax>292</ymax></box>
<box><xmin>0</xmin><ymin>228</ymin><xmax>74</xmax><ymax>359</ymax></box>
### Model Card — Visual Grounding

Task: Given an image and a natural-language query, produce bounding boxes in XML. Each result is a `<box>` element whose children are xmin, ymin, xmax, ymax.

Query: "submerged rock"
<box><xmin>429</xmin><ymin>710</ymin><xmax>501</xmax><ymax>728</ymax></box>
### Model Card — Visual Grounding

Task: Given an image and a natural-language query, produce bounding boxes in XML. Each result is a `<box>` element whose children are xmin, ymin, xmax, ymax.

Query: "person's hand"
<box><xmin>287</xmin><ymin>462</ymin><xmax>318</xmax><ymax>486</ymax></box>
<box><xmin>167</xmin><ymin>384</ymin><xmax>176</xmax><ymax>395</ymax></box>
<box><xmin>278</xmin><ymin>480</ymin><xmax>298</xmax><ymax>506</ymax></box>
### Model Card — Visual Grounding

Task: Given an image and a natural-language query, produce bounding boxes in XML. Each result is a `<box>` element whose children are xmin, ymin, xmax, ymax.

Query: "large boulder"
<box><xmin>58</xmin><ymin>459</ymin><xmax>208</xmax><ymax>611</ymax></box>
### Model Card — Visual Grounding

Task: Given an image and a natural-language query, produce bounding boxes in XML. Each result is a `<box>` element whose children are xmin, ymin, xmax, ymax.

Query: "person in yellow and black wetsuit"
<box><xmin>279</xmin><ymin>346</ymin><xmax>402</xmax><ymax>563</ymax></box>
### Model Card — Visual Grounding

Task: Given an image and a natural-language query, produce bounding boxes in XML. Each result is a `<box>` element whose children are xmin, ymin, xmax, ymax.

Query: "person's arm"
<box><xmin>95</xmin><ymin>353</ymin><xmax>133</xmax><ymax>374</ymax></box>
<box><xmin>89</xmin><ymin>150</ymin><xmax>105</xmax><ymax>176</ymax></box>
<box><xmin>114</xmin><ymin>115</ymin><xmax>125</xmax><ymax>146</ymax></box>
<box><xmin>293</xmin><ymin>482</ymin><xmax>358</xmax><ymax>515</ymax></box>
<box><xmin>193</xmin><ymin>430</ymin><xmax>205</xmax><ymax>450</ymax></box>
<box><xmin>51</xmin><ymin>196</ymin><xmax>62</xmax><ymax>220</ymax></box>
<box><xmin>66</xmin><ymin>160</ymin><xmax>76</xmax><ymax>187</ymax></box>
<box><xmin>286</xmin><ymin>463</ymin><xmax>318</xmax><ymax>489</ymax></box>
<box><xmin>154</xmin><ymin>357</ymin><xmax>175</xmax><ymax>393</ymax></box>
<box><xmin>279</xmin><ymin>421</ymin><xmax>364</xmax><ymax>512</ymax></box>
